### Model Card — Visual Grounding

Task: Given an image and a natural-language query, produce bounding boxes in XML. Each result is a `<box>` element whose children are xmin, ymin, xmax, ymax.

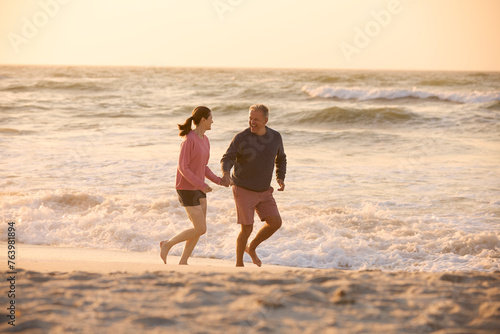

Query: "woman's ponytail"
<box><xmin>178</xmin><ymin>116</ymin><xmax>194</xmax><ymax>136</ymax></box>
<box><xmin>178</xmin><ymin>106</ymin><xmax>211</xmax><ymax>137</ymax></box>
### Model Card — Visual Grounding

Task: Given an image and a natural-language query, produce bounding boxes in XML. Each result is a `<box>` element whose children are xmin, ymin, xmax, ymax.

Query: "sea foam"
<box><xmin>2</xmin><ymin>190</ymin><xmax>498</xmax><ymax>272</ymax></box>
<box><xmin>302</xmin><ymin>85</ymin><xmax>500</xmax><ymax>104</ymax></box>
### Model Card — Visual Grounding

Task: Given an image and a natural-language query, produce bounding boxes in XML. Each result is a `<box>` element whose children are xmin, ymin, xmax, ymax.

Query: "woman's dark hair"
<box><xmin>178</xmin><ymin>106</ymin><xmax>211</xmax><ymax>137</ymax></box>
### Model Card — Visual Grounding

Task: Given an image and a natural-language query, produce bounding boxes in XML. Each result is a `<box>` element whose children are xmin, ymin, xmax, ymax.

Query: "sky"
<box><xmin>0</xmin><ymin>0</ymin><xmax>499</xmax><ymax>71</ymax></box>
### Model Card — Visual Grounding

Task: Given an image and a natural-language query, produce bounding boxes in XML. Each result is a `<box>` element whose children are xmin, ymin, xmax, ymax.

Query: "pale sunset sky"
<box><xmin>1</xmin><ymin>0</ymin><xmax>499</xmax><ymax>71</ymax></box>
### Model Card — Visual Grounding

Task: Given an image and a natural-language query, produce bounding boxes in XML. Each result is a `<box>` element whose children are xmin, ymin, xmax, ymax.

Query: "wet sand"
<box><xmin>1</xmin><ymin>244</ymin><xmax>499</xmax><ymax>333</ymax></box>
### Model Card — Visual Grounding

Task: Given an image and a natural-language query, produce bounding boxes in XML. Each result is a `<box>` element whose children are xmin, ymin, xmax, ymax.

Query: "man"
<box><xmin>221</xmin><ymin>104</ymin><xmax>287</xmax><ymax>267</ymax></box>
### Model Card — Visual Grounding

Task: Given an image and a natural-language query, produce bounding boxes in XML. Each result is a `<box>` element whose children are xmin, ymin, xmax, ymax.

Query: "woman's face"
<box><xmin>203</xmin><ymin>113</ymin><xmax>213</xmax><ymax>131</ymax></box>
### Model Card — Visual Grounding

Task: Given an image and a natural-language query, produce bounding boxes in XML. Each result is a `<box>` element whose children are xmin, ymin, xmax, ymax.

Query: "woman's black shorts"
<box><xmin>176</xmin><ymin>190</ymin><xmax>206</xmax><ymax>207</ymax></box>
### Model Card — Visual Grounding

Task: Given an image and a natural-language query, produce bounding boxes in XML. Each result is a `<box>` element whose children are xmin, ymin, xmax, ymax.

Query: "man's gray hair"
<box><xmin>249</xmin><ymin>104</ymin><xmax>269</xmax><ymax>118</ymax></box>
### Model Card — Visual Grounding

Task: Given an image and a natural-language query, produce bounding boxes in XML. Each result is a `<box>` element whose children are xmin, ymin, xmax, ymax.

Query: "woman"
<box><xmin>160</xmin><ymin>106</ymin><xmax>227</xmax><ymax>265</ymax></box>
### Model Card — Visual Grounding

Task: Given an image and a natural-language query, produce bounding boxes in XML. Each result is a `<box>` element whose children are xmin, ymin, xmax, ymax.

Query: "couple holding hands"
<box><xmin>160</xmin><ymin>104</ymin><xmax>287</xmax><ymax>267</ymax></box>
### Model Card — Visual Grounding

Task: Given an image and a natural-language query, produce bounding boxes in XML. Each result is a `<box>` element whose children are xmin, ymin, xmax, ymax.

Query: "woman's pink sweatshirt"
<box><xmin>175</xmin><ymin>131</ymin><xmax>221</xmax><ymax>191</ymax></box>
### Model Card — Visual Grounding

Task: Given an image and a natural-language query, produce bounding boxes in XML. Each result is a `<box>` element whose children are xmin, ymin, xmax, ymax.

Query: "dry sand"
<box><xmin>1</xmin><ymin>243</ymin><xmax>499</xmax><ymax>333</ymax></box>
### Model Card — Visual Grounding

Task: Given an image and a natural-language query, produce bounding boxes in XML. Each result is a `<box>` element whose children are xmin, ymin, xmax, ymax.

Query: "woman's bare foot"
<box><xmin>160</xmin><ymin>240</ymin><xmax>171</xmax><ymax>264</ymax></box>
<box><xmin>245</xmin><ymin>245</ymin><xmax>262</xmax><ymax>267</ymax></box>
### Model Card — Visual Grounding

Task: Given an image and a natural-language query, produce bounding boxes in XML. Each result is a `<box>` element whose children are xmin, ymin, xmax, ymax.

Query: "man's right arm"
<box><xmin>220</xmin><ymin>135</ymin><xmax>239</xmax><ymax>185</ymax></box>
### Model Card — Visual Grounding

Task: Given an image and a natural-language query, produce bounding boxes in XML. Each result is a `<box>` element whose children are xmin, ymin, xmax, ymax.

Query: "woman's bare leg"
<box><xmin>179</xmin><ymin>198</ymin><xmax>207</xmax><ymax>264</ymax></box>
<box><xmin>160</xmin><ymin>200</ymin><xmax>207</xmax><ymax>264</ymax></box>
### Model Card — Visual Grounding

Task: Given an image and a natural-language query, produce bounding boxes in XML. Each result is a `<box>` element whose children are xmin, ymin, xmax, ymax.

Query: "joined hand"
<box><xmin>220</xmin><ymin>173</ymin><xmax>232</xmax><ymax>187</ymax></box>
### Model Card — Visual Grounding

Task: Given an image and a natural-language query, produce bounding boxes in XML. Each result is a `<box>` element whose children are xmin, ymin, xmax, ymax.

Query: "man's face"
<box><xmin>248</xmin><ymin>109</ymin><xmax>268</xmax><ymax>135</ymax></box>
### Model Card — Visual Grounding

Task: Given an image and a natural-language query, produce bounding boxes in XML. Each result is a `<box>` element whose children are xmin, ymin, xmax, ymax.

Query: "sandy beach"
<box><xmin>0</xmin><ymin>243</ymin><xmax>498</xmax><ymax>333</ymax></box>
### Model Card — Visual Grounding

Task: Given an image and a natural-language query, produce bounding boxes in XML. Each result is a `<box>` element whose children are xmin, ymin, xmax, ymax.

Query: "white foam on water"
<box><xmin>302</xmin><ymin>85</ymin><xmax>500</xmax><ymax>104</ymax></box>
<box><xmin>2</xmin><ymin>190</ymin><xmax>498</xmax><ymax>272</ymax></box>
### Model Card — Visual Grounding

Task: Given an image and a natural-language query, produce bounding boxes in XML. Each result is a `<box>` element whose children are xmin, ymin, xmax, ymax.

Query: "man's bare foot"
<box><xmin>245</xmin><ymin>245</ymin><xmax>262</xmax><ymax>267</ymax></box>
<box><xmin>159</xmin><ymin>240</ymin><xmax>171</xmax><ymax>264</ymax></box>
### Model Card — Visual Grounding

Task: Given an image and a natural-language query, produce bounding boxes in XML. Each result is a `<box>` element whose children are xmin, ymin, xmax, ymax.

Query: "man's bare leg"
<box><xmin>246</xmin><ymin>215</ymin><xmax>282</xmax><ymax>267</ymax></box>
<box><xmin>236</xmin><ymin>224</ymin><xmax>253</xmax><ymax>267</ymax></box>
<box><xmin>244</xmin><ymin>245</ymin><xmax>262</xmax><ymax>267</ymax></box>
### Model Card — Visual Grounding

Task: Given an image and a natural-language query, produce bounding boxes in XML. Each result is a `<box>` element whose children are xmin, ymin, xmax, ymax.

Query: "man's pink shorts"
<box><xmin>232</xmin><ymin>185</ymin><xmax>280</xmax><ymax>225</ymax></box>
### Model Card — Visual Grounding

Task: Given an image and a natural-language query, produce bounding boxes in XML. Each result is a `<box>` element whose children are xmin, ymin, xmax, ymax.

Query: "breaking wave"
<box><xmin>302</xmin><ymin>85</ymin><xmax>500</xmax><ymax>104</ymax></box>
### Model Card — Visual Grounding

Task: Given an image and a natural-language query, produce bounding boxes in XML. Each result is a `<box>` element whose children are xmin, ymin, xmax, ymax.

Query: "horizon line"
<box><xmin>0</xmin><ymin>62</ymin><xmax>499</xmax><ymax>74</ymax></box>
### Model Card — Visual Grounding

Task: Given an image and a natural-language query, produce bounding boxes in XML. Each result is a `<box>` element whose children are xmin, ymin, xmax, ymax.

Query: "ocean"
<box><xmin>1</xmin><ymin>65</ymin><xmax>499</xmax><ymax>271</ymax></box>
